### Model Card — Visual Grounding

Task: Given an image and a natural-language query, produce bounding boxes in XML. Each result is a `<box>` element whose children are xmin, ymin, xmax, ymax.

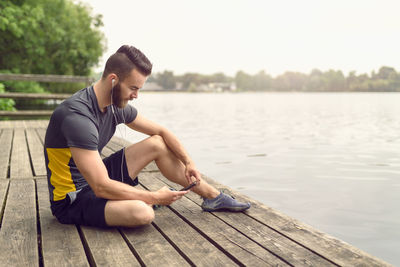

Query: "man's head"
<box><xmin>102</xmin><ymin>45</ymin><xmax>152</xmax><ymax>108</ymax></box>
<box><xmin>102</xmin><ymin>45</ymin><xmax>152</xmax><ymax>80</ymax></box>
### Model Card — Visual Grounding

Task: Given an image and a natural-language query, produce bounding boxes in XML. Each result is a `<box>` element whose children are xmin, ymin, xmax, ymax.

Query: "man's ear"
<box><xmin>109</xmin><ymin>74</ymin><xmax>119</xmax><ymax>84</ymax></box>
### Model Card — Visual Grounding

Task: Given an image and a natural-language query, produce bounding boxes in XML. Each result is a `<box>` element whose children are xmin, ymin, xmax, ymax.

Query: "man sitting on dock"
<box><xmin>44</xmin><ymin>45</ymin><xmax>250</xmax><ymax>228</ymax></box>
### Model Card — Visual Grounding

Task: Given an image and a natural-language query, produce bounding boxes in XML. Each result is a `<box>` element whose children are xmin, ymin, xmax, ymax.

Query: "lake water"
<box><xmin>117</xmin><ymin>92</ymin><xmax>400</xmax><ymax>265</ymax></box>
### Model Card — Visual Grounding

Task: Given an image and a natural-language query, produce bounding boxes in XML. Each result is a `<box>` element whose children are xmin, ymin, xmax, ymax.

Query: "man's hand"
<box><xmin>185</xmin><ymin>161</ymin><xmax>202</xmax><ymax>185</ymax></box>
<box><xmin>153</xmin><ymin>186</ymin><xmax>188</xmax><ymax>205</ymax></box>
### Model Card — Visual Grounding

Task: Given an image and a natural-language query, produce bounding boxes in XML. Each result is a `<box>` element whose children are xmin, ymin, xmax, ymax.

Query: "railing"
<box><xmin>0</xmin><ymin>73</ymin><xmax>95</xmax><ymax>117</ymax></box>
<box><xmin>0</xmin><ymin>73</ymin><xmax>94</xmax><ymax>84</ymax></box>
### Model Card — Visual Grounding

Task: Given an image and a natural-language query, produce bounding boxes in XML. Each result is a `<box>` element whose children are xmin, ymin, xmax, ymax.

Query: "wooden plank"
<box><xmin>10</xmin><ymin>128</ymin><xmax>33</xmax><ymax>178</ymax></box>
<box><xmin>151</xmin><ymin>199</ymin><xmax>237</xmax><ymax>266</ymax></box>
<box><xmin>36</xmin><ymin>179</ymin><xmax>89</xmax><ymax>267</ymax></box>
<box><xmin>156</xmin><ymin>174</ymin><xmax>338</xmax><ymax>266</ymax></box>
<box><xmin>0</xmin><ymin>120</ymin><xmax>13</xmax><ymax>128</ymax></box>
<box><xmin>0</xmin><ymin>179</ymin><xmax>9</xmax><ymax>221</ymax></box>
<box><xmin>0</xmin><ymin>129</ymin><xmax>13</xmax><ymax>178</ymax></box>
<box><xmin>23</xmin><ymin>120</ymin><xmax>47</xmax><ymax>129</ymax></box>
<box><xmin>0</xmin><ymin>110</ymin><xmax>53</xmax><ymax>117</ymax></box>
<box><xmin>142</xmin><ymin>172</ymin><xmax>331</xmax><ymax>266</ymax></box>
<box><xmin>178</xmin><ymin>174</ymin><xmax>392</xmax><ymax>267</ymax></box>
<box><xmin>0</xmin><ymin>179</ymin><xmax>38</xmax><ymax>266</ymax></box>
<box><xmin>139</xmin><ymin>173</ymin><xmax>285</xmax><ymax>266</ymax></box>
<box><xmin>0</xmin><ymin>73</ymin><xmax>94</xmax><ymax>84</ymax></box>
<box><xmin>0</xmin><ymin>92</ymin><xmax>71</xmax><ymax>100</ymax></box>
<box><xmin>101</xmin><ymin>146</ymin><xmax>114</xmax><ymax>158</ymax></box>
<box><xmin>131</xmin><ymin>184</ymin><xmax>237</xmax><ymax>266</ymax></box>
<box><xmin>79</xmin><ymin>226</ymin><xmax>141</xmax><ymax>266</ymax></box>
<box><xmin>106</xmin><ymin>138</ymin><xmax>124</xmax><ymax>152</ymax></box>
<box><xmin>121</xmin><ymin>185</ymin><xmax>190</xmax><ymax>267</ymax></box>
<box><xmin>142</xmin><ymin>161</ymin><xmax>159</xmax><ymax>172</ymax></box>
<box><xmin>36</xmin><ymin>128</ymin><xmax>46</xmax><ymax>144</ymax></box>
<box><xmin>105</xmin><ymin>138</ymin><xmax>235</xmax><ymax>265</ymax></box>
<box><xmin>107</xmin><ymin>135</ymin><xmax>390</xmax><ymax>266</ymax></box>
<box><xmin>26</xmin><ymin>128</ymin><xmax>46</xmax><ymax>176</ymax></box>
<box><xmin>0</xmin><ymin>120</ymin><xmax>47</xmax><ymax>129</ymax></box>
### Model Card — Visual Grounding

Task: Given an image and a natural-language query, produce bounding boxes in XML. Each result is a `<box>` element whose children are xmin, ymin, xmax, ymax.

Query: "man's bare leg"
<box><xmin>104</xmin><ymin>135</ymin><xmax>220</xmax><ymax>227</ymax></box>
<box><xmin>124</xmin><ymin>135</ymin><xmax>220</xmax><ymax>199</ymax></box>
<box><xmin>105</xmin><ymin>200</ymin><xmax>154</xmax><ymax>227</ymax></box>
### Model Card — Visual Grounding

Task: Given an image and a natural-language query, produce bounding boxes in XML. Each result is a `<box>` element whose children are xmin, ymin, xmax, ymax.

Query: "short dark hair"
<box><xmin>102</xmin><ymin>45</ymin><xmax>152</xmax><ymax>80</ymax></box>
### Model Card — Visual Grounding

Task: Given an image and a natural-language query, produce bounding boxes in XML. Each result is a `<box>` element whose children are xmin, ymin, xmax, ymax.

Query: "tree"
<box><xmin>274</xmin><ymin>71</ymin><xmax>306</xmax><ymax>91</ymax></box>
<box><xmin>322</xmin><ymin>70</ymin><xmax>346</xmax><ymax>91</ymax></box>
<box><xmin>305</xmin><ymin>69</ymin><xmax>324</xmax><ymax>91</ymax></box>
<box><xmin>253</xmin><ymin>70</ymin><xmax>273</xmax><ymax>91</ymax></box>
<box><xmin>375</xmin><ymin>66</ymin><xmax>396</xmax><ymax>80</ymax></box>
<box><xmin>156</xmin><ymin>70</ymin><xmax>176</xmax><ymax>89</ymax></box>
<box><xmin>0</xmin><ymin>0</ymin><xmax>105</xmax><ymax>76</ymax></box>
<box><xmin>179</xmin><ymin>73</ymin><xmax>202</xmax><ymax>89</ymax></box>
<box><xmin>235</xmin><ymin>71</ymin><xmax>253</xmax><ymax>91</ymax></box>
<box><xmin>0</xmin><ymin>0</ymin><xmax>105</xmax><ymax>110</ymax></box>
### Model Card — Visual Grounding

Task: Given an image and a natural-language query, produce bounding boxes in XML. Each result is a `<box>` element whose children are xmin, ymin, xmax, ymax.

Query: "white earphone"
<box><xmin>111</xmin><ymin>78</ymin><xmax>115</xmax><ymax>114</ymax></box>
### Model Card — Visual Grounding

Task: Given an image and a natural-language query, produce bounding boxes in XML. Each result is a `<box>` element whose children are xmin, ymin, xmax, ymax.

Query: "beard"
<box><xmin>111</xmin><ymin>83</ymin><xmax>126</xmax><ymax>108</ymax></box>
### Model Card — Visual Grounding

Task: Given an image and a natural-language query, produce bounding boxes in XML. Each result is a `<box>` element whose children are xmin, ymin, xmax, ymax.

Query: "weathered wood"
<box><xmin>36</xmin><ymin>128</ymin><xmax>46</xmax><ymax>144</ymax></box>
<box><xmin>79</xmin><ymin>226</ymin><xmax>141</xmax><ymax>266</ymax></box>
<box><xmin>26</xmin><ymin>128</ymin><xmax>47</xmax><ymax>176</ymax></box>
<box><xmin>103</xmin><ymin>139</ymin><xmax>237</xmax><ymax>265</ymax></box>
<box><xmin>36</xmin><ymin>179</ymin><xmax>89</xmax><ymax>267</ymax></box>
<box><xmin>139</xmin><ymin>173</ymin><xmax>285</xmax><ymax>266</ymax></box>
<box><xmin>121</xmin><ymin>185</ymin><xmax>191</xmax><ymax>267</ymax></box>
<box><xmin>100</xmin><ymin>146</ymin><xmax>114</xmax><ymax>158</ymax></box>
<box><xmin>106</xmin><ymin>137</ymin><xmax>125</xmax><ymax>152</ymax></box>
<box><xmin>0</xmin><ymin>120</ymin><xmax>47</xmax><ymax>129</ymax></box>
<box><xmin>106</xmin><ymin>134</ymin><xmax>392</xmax><ymax>267</ymax></box>
<box><xmin>10</xmin><ymin>128</ymin><xmax>33</xmax><ymax>178</ymax></box>
<box><xmin>0</xmin><ymin>179</ymin><xmax>38</xmax><ymax>266</ymax></box>
<box><xmin>0</xmin><ymin>92</ymin><xmax>71</xmax><ymax>100</ymax></box>
<box><xmin>0</xmin><ymin>179</ymin><xmax>9</xmax><ymax>220</ymax></box>
<box><xmin>185</xmin><ymin>175</ymin><xmax>392</xmax><ymax>267</ymax></box>
<box><xmin>0</xmin><ymin>110</ymin><xmax>53</xmax><ymax>117</ymax></box>
<box><xmin>122</xmin><ymin>225</ymin><xmax>191</xmax><ymax>267</ymax></box>
<box><xmin>0</xmin><ymin>73</ymin><xmax>94</xmax><ymax>84</ymax></box>
<box><xmin>154</xmin><ymin>174</ymin><xmax>335</xmax><ymax>266</ymax></box>
<box><xmin>0</xmin><ymin>120</ymin><xmax>393</xmax><ymax>267</ymax></box>
<box><xmin>145</xmin><ymin>191</ymin><xmax>237</xmax><ymax>266</ymax></box>
<box><xmin>0</xmin><ymin>129</ymin><xmax>13</xmax><ymax>178</ymax></box>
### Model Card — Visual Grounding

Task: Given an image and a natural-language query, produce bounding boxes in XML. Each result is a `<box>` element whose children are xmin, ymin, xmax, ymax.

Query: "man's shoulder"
<box><xmin>55</xmin><ymin>87</ymin><xmax>96</xmax><ymax>117</ymax></box>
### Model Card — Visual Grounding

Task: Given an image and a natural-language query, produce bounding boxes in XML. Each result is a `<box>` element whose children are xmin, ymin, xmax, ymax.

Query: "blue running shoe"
<box><xmin>201</xmin><ymin>192</ymin><xmax>251</xmax><ymax>212</ymax></box>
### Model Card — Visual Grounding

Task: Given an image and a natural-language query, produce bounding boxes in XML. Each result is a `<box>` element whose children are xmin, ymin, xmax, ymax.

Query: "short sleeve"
<box><xmin>61</xmin><ymin>113</ymin><xmax>99</xmax><ymax>150</ymax></box>
<box><xmin>117</xmin><ymin>104</ymin><xmax>138</xmax><ymax>124</ymax></box>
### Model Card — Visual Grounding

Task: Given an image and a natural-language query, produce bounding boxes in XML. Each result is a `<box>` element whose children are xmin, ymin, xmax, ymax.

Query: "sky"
<box><xmin>79</xmin><ymin>0</ymin><xmax>400</xmax><ymax>77</ymax></box>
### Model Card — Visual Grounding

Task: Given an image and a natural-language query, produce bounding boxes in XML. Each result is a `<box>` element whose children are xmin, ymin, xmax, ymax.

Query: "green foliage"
<box><xmin>0</xmin><ymin>83</ymin><xmax>16</xmax><ymax>111</ymax></box>
<box><xmin>152</xmin><ymin>66</ymin><xmax>400</xmax><ymax>92</ymax></box>
<box><xmin>0</xmin><ymin>0</ymin><xmax>104</xmax><ymax>110</ymax></box>
<box><xmin>156</xmin><ymin>71</ymin><xmax>176</xmax><ymax>89</ymax></box>
<box><xmin>0</xmin><ymin>0</ymin><xmax>105</xmax><ymax>77</ymax></box>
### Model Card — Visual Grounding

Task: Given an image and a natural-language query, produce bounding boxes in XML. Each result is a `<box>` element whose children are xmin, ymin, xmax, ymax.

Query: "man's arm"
<box><xmin>126</xmin><ymin>114</ymin><xmax>201</xmax><ymax>183</ymax></box>
<box><xmin>70</xmin><ymin>147</ymin><xmax>186</xmax><ymax>205</ymax></box>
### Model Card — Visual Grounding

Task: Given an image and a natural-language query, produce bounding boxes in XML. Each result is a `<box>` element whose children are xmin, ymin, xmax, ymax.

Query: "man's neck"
<box><xmin>93</xmin><ymin>80</ymin><xmax>111</xmax><ymax>113</ymax></box>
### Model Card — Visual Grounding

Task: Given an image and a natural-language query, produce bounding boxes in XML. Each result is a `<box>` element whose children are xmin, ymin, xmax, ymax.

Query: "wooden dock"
<box><xmin>0</xmin><ymin>120</ymin><xmax>392</xmax><ymax>267</ymax></box>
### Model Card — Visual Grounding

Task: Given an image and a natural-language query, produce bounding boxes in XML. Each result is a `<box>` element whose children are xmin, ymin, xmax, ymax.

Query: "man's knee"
<box><xmin>131</xmin><ymin>201</ymin><xmax>155</xmax><ymax>226</ymax></box>
<box><xmin>149</xmin><ymin>134</ymin><xmax>168</xmax><ymax>153</ymax></box>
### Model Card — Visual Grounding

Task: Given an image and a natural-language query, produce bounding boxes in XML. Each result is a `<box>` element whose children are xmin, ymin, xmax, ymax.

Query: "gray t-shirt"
<box><xmin>44</xmin><ymin>86</ymin><xmax>137</xmax><ymax>202</ymax></box>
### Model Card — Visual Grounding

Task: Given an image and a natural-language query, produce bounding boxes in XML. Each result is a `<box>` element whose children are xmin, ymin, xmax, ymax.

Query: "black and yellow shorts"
<box><xmin>50</xmin><ymin>148</ymin><xmax>139</xmax><ymax>228</ymax></box>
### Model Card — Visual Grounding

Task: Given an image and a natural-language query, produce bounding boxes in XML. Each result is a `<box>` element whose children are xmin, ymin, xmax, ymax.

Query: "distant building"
<box><xmin>206</xmin><ymin>82</ymin><xmax>237</xmax><ymax>92</ymax></box>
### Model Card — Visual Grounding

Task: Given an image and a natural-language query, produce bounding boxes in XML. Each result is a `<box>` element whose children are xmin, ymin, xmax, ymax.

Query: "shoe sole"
<box><xmin>202</xmin><ymin>205</ymin><xmax>250</xmax><ymax>212</ymax></box>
